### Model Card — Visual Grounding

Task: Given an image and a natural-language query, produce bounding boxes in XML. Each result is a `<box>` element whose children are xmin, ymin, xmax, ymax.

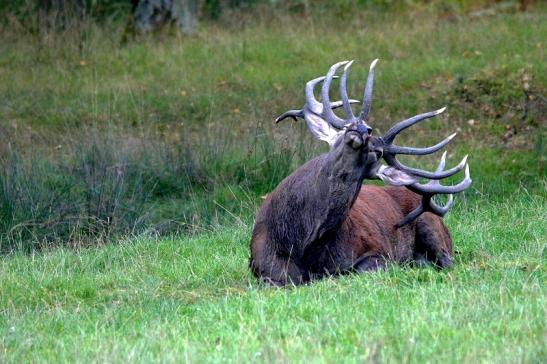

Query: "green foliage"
<box><xmin>0</xmin><ymin>127</ymin><xmax>299</xmax><ymax>251</ymax></box>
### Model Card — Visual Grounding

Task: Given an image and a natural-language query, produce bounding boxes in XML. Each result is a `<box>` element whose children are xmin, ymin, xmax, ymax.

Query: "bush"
<box><xmin>0</xmin><ymin>124</ymin><xmax>303</xmax><ymax>252</ymax></box>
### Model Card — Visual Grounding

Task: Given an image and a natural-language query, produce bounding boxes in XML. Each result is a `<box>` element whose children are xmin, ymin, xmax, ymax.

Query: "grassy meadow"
<box><xmin>1</xmin><ymin>195</ymin><xmax>545</xmax><ymax>363</ymax></box>
<box><xmin>0</xmin><ymin>1</ymin><xmax>546</xmax><ymax>362</ymax></box>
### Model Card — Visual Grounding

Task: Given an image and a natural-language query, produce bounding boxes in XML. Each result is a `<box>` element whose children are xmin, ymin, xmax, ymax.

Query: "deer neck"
<box><xmin>309</xmin><ymin>142</ymin><xmax>370</xmax><ymax>240</ymax></box>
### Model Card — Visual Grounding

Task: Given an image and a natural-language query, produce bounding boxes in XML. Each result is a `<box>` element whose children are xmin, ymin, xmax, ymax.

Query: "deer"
<box><xmin>249</xmin><ymin>59</ymin><xmax>471</xmax><ymax>286</ymax></box>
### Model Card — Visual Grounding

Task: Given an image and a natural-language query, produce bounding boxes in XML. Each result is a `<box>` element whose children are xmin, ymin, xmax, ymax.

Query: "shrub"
<box><xmin>0</xmin><ymin>124</ymin><xmax>303</xmax><ymax>252</ymax></box>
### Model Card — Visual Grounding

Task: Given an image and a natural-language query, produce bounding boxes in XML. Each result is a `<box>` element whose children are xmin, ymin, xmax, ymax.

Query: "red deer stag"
<box><xmin>249</xmin><ymin>60</ymin><xmax>471</xmax><ymax>286</ymax></box>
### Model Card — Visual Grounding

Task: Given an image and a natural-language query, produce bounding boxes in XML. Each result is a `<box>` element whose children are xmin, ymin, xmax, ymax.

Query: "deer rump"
<box><xmin>249</xmin><ymin>60</ymin><xmax>470</xmax><ymax>286</ymax></box>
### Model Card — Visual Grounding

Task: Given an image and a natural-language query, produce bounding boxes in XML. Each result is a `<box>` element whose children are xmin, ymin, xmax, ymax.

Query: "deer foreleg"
<box><xmin>352</xmin><ymin>254</ymin><xmax>387</xmax><ymax>273</ymax></box>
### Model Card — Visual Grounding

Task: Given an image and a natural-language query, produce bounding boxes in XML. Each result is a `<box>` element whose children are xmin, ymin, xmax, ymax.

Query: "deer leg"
<box><xmin>412</xmin><ymin>252</ymin><xmax>430</xmax><ymax>268</ymax></box>
<box><xmin>352</xmin><ymin>254</ymin><xmax>387</xmax><ymax>273</ymax></box>
<box><xmin>257</xmin><ymin>255</ymin><xmax>310</xmax><ymax>287</ymax></box>
<box><xmin>414</xmin><ymin>213</ymin><xmax>453</xmax><ymax>269</ymax></box>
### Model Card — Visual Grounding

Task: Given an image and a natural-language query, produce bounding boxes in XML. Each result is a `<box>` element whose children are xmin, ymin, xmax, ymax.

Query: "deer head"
<box><xmin>276</xmin><ymin>60</ymin><xmax>471</xmax><ymax>227</ymax></box>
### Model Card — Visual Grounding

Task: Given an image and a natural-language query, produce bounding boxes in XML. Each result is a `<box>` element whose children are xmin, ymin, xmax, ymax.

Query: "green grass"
<box><xmin>1</xmin><ymin>193</ymin><xmax>545</xmax><ymax>363</ymax></box>
<box><xmin>2</xmin><ymin>8</ymin><xmax>545</xmax><ymax>131</ymax></box>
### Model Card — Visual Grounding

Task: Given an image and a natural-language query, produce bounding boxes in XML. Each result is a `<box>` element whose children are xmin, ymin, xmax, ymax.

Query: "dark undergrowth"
<box><xmin>0</xmin><ymin>124</ymin><xmax>310</xmax><ymax>252</ymax></box>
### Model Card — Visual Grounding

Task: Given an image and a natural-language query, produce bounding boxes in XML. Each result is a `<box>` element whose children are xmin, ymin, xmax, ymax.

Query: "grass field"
<box><xmin>0</xmin><ymin>1</ymin><xmax>546</xmax><ymax>363</ymax></box>
<box><xmin>1</xmin><ymin>193</ymin><xmax>545</xmax><ymax>363</ymax></box>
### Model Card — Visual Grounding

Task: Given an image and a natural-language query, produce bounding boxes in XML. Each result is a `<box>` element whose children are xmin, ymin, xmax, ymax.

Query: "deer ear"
<box><xmin>304</xmin><ymin>112</ymin><xmax>344</xmax><ymax>147</ymax></box>
<box><xmin>376</xmin><ymin>166</ymin><xmax>418</xmax><ymax>186</ymax></box>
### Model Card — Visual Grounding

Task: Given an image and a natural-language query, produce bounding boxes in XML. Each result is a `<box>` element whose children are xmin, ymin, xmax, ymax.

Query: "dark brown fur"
<box><xmin>249</xmin><ymin>133</ymin><xmax>455</xmax><ymax>287</ymax></box>
<box><xmin>250</xmin><ymin>185</ymin><xmax>452</xmax><ymax>286</ymax></box>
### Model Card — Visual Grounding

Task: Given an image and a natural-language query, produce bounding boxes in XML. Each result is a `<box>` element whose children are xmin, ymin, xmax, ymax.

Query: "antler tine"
<box><xmin>277</xmin><ymin>74</ymin><xmax>359</xmax><ymax>124</ymax></box>
<box><xmin>358</xmin><ymin>58</ymin><xmax>379</xmax><ymax>123</ymax></box>
<box><xmin>305</xmin><ymin>76</ymin><xmax>329</xmax><ymax>113</ymax></box>
<box><xmin>340</xmin><ymin>60</ymin><xmax>357</xmax><ymax>121</ymax></box>
<box><xmin>275</xmin><ymin>109</ymin><xmax>304</xmax><ymax>123</ymax></box>
<box><xmin>396</xmin><ymin>194</ymin><xmax>454</xmax><ymax>228</ymax></box>
<box><xmin>430</xmin><ymin>194</ymin><xmax>454</xmax><ymax>215</ymax></box>
<box><xmin>380</xmin><ymin>106</ymin><xmax>465</xmax><ymax>179</ymax></box>
<box><xmin>275</xmin><ymin>100</ymin><xmax>360</xmax><ymax>123</ymax></box>
<box><xmin>383</xmin><ymin>107</ymin><xmax>446</xmax><ymax>144</ymax></box>
<box><xmin>395</xmin><ymin>154</ymin><xmax>469</xmax><ymax>227</ymax></box>
<box><xmin>306</xmin><ymin>76</ymin><xmax>336</xmax><ymax>113</ymax></box>
<box><xmin>320</xmin><ymin>61</ymin><xmax>351</xmax><ymax>129</ymax></box>
<box><xmin>387</xmin><ymin>132</ymin><xmax>457</xmax><ymax>155</ymax></box>
<box><xmin>288</xmin><ymin>61</ymin><xmax>373</xmax><ymax>130</ymax></box>
<box><xmin>305</xmin><ymin>75</ymin><xmax>360</xmax><ymax>113</ymax></box>
<box><xmin>384</xmin><ymin>153</ymin><xmax>468</xmax><ymax>179</ymax></box>
<box><xmin>427</xmin><ymin>154</ymin><xmax>456</xmax><ymax>214</ymax></box>
<box><xmin>409</xmin><ymin>164</ymin><xmax>471</xmax><ymax>195</ymax></box>
<box><xmin>436</xmin><ymin>151</ymin><xmax>447</xmax><ymax>171</ymax></box>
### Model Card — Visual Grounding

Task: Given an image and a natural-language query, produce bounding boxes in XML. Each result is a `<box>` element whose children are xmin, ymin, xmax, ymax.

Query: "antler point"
<box><xmin>344</xmin><ymin>60</ymin><xmax>355</xmax><ymax>70</ymax></box>
<box><xmin>435</xmin><ymin>106</ymin><xmax>447</xmax><ymax>115</ymax></box>
<box><xmin>370</xmin><ymin>58</ymin><xmax>379</xmax><ymax>70</ymax></box>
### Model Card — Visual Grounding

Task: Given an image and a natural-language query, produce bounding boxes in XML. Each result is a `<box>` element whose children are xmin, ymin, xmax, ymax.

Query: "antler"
<box><xmin>380</xmin><ymin>107</ymin><xmax>468</xmax><ymax>179</ymax></box>
<box><xmin>274</xmin><ymin>59</ymin><xmax>472</xmax><ymax>226</ymax></box>
<box><xmin>376</xmin><ymin>106</ymin><xmax>471</xmax><ymax>226</ymax></box>
<box><xmin>320</xmin><ymin>60</ymin><xmax>471</xmax><ymax>226</ymax></box>
<box><xmin>274</xmin><ymin>76</ymin><xmax>360</xmax><ymax>123</ymax></box>
<box><xmin>395</xmin><ymin>151</ymin><xmax>471</xmax><ymax>227</ymax></box>
<box><xmin>275</xmin><ymin>59</ymin><xmax>378</xmax><ymax>133</ymax></box>
<box><xmin>316</xmin><ymin>60</ymin><xmax>376</xmax><ymax>131</ymax></box>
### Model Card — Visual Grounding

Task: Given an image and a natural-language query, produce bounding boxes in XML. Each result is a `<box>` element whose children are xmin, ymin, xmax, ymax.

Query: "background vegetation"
<box><xmin>1</xmin><ymin>0</ymin><xmax>544</xmax><ymax>251</ymax></box>
<box><xmin>0</xmin><ymin>1</ymin><xmax>545</xmax><ymax>362</ymax></box>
